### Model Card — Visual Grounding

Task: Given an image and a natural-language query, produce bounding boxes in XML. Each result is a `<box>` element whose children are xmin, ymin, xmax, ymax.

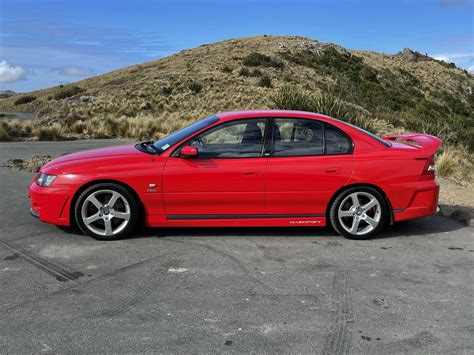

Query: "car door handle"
<box><xmin>325</xmin><ymin>167</ymin><xmax>341</xmax><ymax>173</ymax></box>
<box><xmin>243</xmin><ymin>171</ymin><xmax>258</xmax><ymax>176</ymax></box>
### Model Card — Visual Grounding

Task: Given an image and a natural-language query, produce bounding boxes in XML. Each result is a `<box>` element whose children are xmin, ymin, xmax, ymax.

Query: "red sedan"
<box><xmin>29</xmin><ymin>110</ymin><xmax>440</xmax><ymax>240</ymax></box>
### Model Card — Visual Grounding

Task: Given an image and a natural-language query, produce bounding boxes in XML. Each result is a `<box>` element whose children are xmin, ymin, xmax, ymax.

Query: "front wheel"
<box><xmin>329</xmin><ymin>187</ymin><xmax>387</xmax><ymax>239</ymax></box>
<box><xmin>74</xmin><ymin>183</ymin><xmax>138</xmax><ymax>240</ymax></box>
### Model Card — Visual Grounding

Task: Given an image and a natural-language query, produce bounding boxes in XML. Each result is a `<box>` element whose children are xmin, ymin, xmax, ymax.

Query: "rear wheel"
<box><xmin>329</xmin><ymin>187</ymin><xmax>387</xmax><ymax>239</ymax></box>
<box><xmin>74</xmin><ymin>183</ymin><xmax>138</xmax><ymax>240</ymax></box>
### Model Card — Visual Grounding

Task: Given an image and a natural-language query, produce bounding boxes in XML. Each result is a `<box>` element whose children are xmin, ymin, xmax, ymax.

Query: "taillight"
<box><xmin>423</xmin><ymin>156</ymin><xmax>435</xmax><ymax>175</ymax></box>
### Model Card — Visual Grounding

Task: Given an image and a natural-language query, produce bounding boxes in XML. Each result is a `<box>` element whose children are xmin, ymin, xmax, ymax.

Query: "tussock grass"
<box><xmin>0</xmin><ymin>121</ymin><xmax>11</xmax><ymax>141</ymax></box>
<box><xmin>436</xmin><ymin>149</ymin><xmax>457</xmax><ymax>177</ymax></box>
<box><xmin>33</xmin><ymin>124</ymin><xmax>66</xmax><ymax>141</ymax></box>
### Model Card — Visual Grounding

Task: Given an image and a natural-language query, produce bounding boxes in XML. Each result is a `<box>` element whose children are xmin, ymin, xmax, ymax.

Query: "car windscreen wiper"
<box><xmin>139</xmin><ymin>140</ymin><xmax>161</xmax><ymax>154</ymax></box>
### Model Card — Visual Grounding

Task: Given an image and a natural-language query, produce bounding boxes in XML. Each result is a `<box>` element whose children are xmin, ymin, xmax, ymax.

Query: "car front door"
<box><xmin>266</xmin><ymin>118</ymin><xmax>353</xmax><ymax>216</ymax></box>
<box><xmin>162</xmin><ymin>118</ymin><xmax>268</xmax><ymax>218</ymax></box>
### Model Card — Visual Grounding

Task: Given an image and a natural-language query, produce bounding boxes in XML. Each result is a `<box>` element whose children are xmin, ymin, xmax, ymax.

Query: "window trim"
<box><xmin>171</xmin><ymin>117</ymin><xmax>271</xmax><ymax>159</ymax></box>
<box><xmin>268</xmin><ymin>117</ymin><xmax>354</xmax><ymax>158</ymax></box>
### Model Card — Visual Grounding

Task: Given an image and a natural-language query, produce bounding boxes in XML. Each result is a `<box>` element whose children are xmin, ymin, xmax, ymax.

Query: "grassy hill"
<box><xmin>1</xmin><ymin>35</ymin><xmax>473</xmax><ymax>153</ymax></box>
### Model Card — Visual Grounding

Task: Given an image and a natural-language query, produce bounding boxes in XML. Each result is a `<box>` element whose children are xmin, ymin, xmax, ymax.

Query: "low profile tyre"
<box><xmin>74</xmin><ymin>183</ymin><xmax>138</xmax><ymax>240</ymax></box>
<box><xmin>329</xmin><ymin>186</ymin><xmax>387</xmax><ymax>240</ymax></box>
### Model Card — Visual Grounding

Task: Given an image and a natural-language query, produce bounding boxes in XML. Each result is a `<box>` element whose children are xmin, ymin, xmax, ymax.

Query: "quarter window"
<box><xmin>324</xmin><ymin>123</ymin><xmax>352</xmax><ymax>155</ymax></box>
<box><xmin>188</xmin><ymin>119</ymin><xmax>266</xmax><ymax>158</ymax></box>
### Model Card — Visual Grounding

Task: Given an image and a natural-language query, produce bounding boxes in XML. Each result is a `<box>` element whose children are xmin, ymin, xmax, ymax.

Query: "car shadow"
<box><xmin>60</xmin><ymin>215</ymin><xmax>465</xmax><ymax>240</ymax></box>
<box><xmin>131</xmin><ymin>215</ymin><xmax>465</xmax><ymax>240</ymax></box>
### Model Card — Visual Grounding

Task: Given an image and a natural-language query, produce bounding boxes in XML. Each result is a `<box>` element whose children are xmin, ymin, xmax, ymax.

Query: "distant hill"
<box><xmin>0</xmin><ymin>90</ymin><xmax>17</xmax><ymax>99</ymax></box>
<box><xmin>1</xmin><ymin>35</ymin><xmax>472</xmax><ymax>149</ymax></box>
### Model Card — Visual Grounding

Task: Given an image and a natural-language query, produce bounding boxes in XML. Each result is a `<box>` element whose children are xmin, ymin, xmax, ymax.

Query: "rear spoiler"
<box><xmin>382</xmin><ymin>134</ymin><xmax>441</xmax><ymax>158</ymax></box>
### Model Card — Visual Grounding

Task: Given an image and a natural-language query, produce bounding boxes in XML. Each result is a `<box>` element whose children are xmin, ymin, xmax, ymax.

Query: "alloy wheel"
<box><xmin>81</xmin><ymin>189</ymin><xmax>131</xmax><ymax>237</ymax></box>
<box><xmin>337</xmin><ymin>191</ymin><xmax>382</xmax><ymax>236</ymax></box>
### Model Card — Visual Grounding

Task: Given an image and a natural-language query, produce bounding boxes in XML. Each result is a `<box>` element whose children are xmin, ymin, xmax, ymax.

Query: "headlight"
<box><xmin>37</xmin><ymin>173</ymin><xmax>57</xmax><ymax>187</ymax></box>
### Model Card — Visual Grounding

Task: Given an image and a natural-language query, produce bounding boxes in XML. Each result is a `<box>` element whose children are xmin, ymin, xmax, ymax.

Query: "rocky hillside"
<box><xmin>1</xmin><ymin>35</ymin><xmax>473</xmax><ymax>149</ymax></box>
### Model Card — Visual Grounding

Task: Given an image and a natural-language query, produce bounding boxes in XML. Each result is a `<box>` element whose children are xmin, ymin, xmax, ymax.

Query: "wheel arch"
<box><xmin>69</xmin><ymin>179</ymin><xmax>145</xmax><ymax>228</ymax></box>
<box><xmin>326</xmin><ymin>183</ymin><xmax>394</xmax><ymax>225</ymax></box>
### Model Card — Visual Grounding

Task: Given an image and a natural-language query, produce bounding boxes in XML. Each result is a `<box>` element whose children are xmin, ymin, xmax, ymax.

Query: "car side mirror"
<box><xmin>180</xmin><ymin>145</ymin><xmax>198</xmax><ymax>159</ymax></box>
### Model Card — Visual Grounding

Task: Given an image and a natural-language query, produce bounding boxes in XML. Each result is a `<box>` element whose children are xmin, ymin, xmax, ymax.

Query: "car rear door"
<box><xmin>162</xmin><ymin>118</ymin><xmax>269</xmax><ymax>217</ymax></box>
<box><xmin>265</xmin><ymin>118</ymin><xmax>353</xmax><ymax>216</ymax></box>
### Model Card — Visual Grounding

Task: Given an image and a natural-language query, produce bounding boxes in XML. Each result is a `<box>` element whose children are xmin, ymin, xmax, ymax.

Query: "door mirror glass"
<box><xmin>180</xmin><ymin>145</ymin><xmax>198</xmax><ymax>158</ymax></box>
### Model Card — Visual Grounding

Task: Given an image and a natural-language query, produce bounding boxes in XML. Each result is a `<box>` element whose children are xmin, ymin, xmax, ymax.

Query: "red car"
<box><xmin>29</xmin><ymin>110</ymin><xmax>440</xmax><ymax>240</ymax></box>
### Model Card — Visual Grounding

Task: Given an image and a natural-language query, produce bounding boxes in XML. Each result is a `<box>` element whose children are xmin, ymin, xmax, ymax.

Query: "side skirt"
<box><xmin>146</xmin><ymin>214</ymin><xmax>326</xmax><ymax>228</ymax></box>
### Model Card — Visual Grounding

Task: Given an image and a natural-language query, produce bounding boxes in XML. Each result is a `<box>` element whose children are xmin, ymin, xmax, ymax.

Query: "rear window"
<box><xmin>332</xmin><ymin>118</ymin><xmax>392</xmax><ymax>147</ymax></box>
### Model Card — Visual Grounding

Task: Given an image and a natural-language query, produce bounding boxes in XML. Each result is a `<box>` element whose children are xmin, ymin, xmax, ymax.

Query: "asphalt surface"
<box><xmin>0</xmin><ymin>140</ymin><xmax>473</xmax><ymax>354</ymax></box>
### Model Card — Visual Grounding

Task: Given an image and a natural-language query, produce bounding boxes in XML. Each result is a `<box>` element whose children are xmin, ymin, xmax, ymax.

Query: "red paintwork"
<box><xmin>28</xmin><ymin>110</ymin><xmax>440</xmax><ymax>229</ymax></box>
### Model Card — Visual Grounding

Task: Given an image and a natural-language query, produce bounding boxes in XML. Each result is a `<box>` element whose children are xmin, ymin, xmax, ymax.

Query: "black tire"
<box><xmin>74</xmin><ymin>182</ymin><xmax>138</xmax><ymax>240</ymax></box>
<box><xmin>329</xmin><ymin>186</ymin><xmax>387</xmax><ymax>240</ymax></box>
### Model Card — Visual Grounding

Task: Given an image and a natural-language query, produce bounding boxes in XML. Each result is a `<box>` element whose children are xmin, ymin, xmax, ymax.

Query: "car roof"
<box><xmin>215</xmin><ymin>110</ymin><xmax>333</xmax><ymax>122</ymax></box>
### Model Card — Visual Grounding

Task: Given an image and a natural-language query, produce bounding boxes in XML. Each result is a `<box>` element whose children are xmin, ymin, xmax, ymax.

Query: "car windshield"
<box><xmin>153</xmin><ymin>116</ymin><xmax>219</xmax><ymax>153</ymax></box>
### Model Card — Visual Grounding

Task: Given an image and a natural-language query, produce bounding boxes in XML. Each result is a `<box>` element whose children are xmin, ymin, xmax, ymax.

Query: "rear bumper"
<box><xmin>28</xmin><ymin>182</ymin><xmax>72</xmax><ymax>226</ymax></box>
<box><xmin>392</xmin><ymin>180</ymin><xmax>439</xmax><ymax>222</ymax></box>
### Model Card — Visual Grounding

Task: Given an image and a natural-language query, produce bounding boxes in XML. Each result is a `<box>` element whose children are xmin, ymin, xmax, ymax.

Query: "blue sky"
<box><xmin>0</xmin><ymin>0</ymin><xmax>473</xmax><ymax>92</ymax></box>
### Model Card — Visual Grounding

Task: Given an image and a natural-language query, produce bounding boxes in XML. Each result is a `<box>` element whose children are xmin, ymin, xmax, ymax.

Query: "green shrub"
<box><xmin>188</xmin><ymin>81</ymin><xmax>203</xmax><ymax>94</ymax></box>
<box><xmin>222</xmin><ymin>65</ymin><xmax>233</xmax><ymax>73</ymax></box>
<box><xmin>269</xmin><ymin>85</ymin><xmax>313</xmax><ymax>111</ymax></box>
<box><xmin>14</xmin><ymin>95</ymin><xmax>36</xmax><ymax>105</ymax></box>
<box><xmin>258</xmin><ymin>75</ymin><xmax>272</xmax><ymax>88</ymax></box>
<box><xmin>243</xmin><ymin>52</ymin><xmax>284</xmax><ymax>69</ymax></box>
<box><xmin>311</xmin><ymin>92</ymin><xmax>356</xmax><ymax>122</ymax></box>
<box><xmin>239</xmin><ymin>67</ymin><xmax>251</xmax><ymax>76</ymax></box>
<box><xmin>159</xmin><ymin>86</ymin><xmax>173</xmax><ymax>95</ymax></box>
<box><xmin>250</xmin><ymin>68</ymin><xmax>263</xmax><ymax>77</ymax></box>
<box><xmin>54</xmin><ymin>86</ymin><xmax>85</xmax><ymax>100</ymax></box>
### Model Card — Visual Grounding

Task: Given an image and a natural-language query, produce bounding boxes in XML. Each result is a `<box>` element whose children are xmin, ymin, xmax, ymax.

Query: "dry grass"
<box><xmin>33</xmin><ymin>124</ymin><xmax>66</xmax><ymax>141</ymax></box>
<box><xmin>0</xmin><ymin>121</ymin><xmax>10</xmax><ymax>141</ymax></box>
<box><xmin>436</xmin><ymin>149</ymin><xmax>457</xmax><ymax>178</ymax></box>
<box><xmin>434</xmin><ymin>146</ymin><xmax>473</xmax><ymax>187</ymax></box>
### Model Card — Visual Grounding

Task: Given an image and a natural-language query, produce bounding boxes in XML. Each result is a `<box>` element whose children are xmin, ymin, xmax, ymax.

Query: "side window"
<box><xmin>273</xmin><ymin>118</ymin><xmax>323</xmax><ymax>157</ymax></box>
<box><xmin>324</xmin><ymin>123</ymin><xmax>352</xmax><ymax>155</ymax></box>
<box><xmin>188</xmin><ymin>119</ymin><xmax>266</xmax><ymax>158</ymax></box>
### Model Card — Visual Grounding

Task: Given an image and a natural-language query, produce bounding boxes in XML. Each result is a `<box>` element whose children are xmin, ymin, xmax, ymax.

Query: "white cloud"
<box><xmin>0</xmin><ymin>59</ymin><xmax>26</xmax><ymax>82</ymax></box>
<box><xmin>469</xmin><ymin>65</ymin><xmax>474</xmax><ymax>73</ymax></box>
<box><xmin>59</xmin><ymin>65</ymin><xmax>94</xmax><ymax>77</ymax></box>
<box><xmin>432</xmin><ymin>52</ymin><xmax>473</xmax><ymax>62</ymax></box>
<box><xmin>68</xmin><ymin>40</ymin><xmax>103</xmax><ymax>46</ymax></box>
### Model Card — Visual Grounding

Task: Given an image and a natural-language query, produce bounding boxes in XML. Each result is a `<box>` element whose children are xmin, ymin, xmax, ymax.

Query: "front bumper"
<box><xmin>29</xmin><ymin>207</ymin><xmax>40</xmax><ymax>219</ymax></box>
<box><xmin>28</xmin><ymin>182</ymin><xmax>72</xmax><ymax>226</ymax></box>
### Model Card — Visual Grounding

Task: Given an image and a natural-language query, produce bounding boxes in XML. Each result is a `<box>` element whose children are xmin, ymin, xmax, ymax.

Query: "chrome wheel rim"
<box><xmin>81</xmin><ymin>189</ymin><xmax>131</xmax><ymax>237</ymax></box>
<box><xmin>338</xmin><ymin>192</ymin><xmax>381</xmax><ymax>236</ymax></box>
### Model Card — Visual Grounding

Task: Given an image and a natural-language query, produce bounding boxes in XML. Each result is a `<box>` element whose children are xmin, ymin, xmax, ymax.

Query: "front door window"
<box><xmin>188</xmin><ymin>119</ymin><xmax>267</xmax><ymax>158</ymax></box>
